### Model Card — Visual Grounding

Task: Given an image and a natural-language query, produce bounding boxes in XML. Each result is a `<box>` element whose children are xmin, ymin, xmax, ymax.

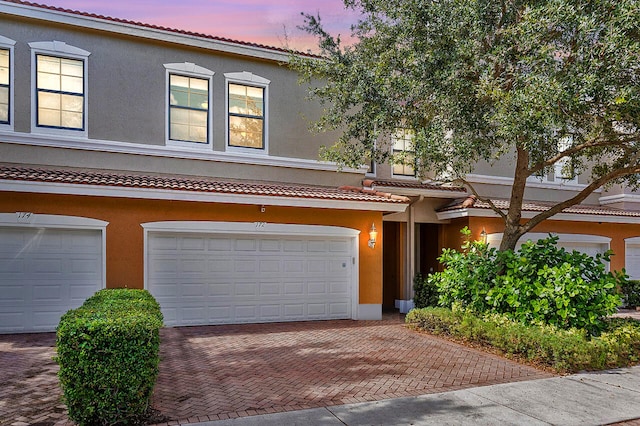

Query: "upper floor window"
<box><xmin>225</xmin><ymin>72</ymin><xmax>270</xmax><ymax>152</ymax></box>
<box><xmin>0</xmin><ymin>35</ymin><xmax>16</xmax><ymax>130</ymax></box>
<box><xmin>392</xmin><ymin>129</ymin><xmax>416</xmax><ymax>177</ymax></box>
<box><xmin>554</xmin><ymin>137</ymin><xmax>578</xmax><ymax>184</ymax></box>
<box><xmin>29</xmin><ymin>41</ymin><xmax>90</xmax><ymax>137</ymax></box>
<box><xmin>164</xmin><ymin>62</ymin><xmax>214</xmax><ymax>147</ymax></box>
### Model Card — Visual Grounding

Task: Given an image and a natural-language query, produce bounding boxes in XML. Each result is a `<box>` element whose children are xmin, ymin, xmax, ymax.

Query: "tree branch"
<box><xmin>460</xmin><ymin>178</ymin><xmax>508</xmax><ymax>220</ymax></box>
<box><xmin>521</xmin><ymin>161</ymin><xmax>640</xmax><ymax>234</ymax></box>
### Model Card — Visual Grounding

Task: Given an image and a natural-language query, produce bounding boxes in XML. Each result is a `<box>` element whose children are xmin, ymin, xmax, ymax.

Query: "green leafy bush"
<box><xmin>406</xmin><ymin>307</ymin><xmax>640</xmax><ymax>373</ymax></box>
<box><xmin>56</xmin><ymin>289</ymin><xmax>163</xmax><ymax>425</ymax></box>
<box><xmin>621</xmin><ymin>280</ymin><xmax>640</xmax><ymax>308</ymax></box>
<box><xmin>433</xmin><ymin>228</ymin><xmax>624</xmax><ymax>334</ymax></box>
<box><xmin>413</xmin><ymin>273</ymin><xmax>441</xmax><ymax>308</ymax></box>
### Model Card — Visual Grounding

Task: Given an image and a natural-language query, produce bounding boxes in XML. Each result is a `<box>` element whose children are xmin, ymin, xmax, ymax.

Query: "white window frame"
<box><xmin>224</xmin><ymin>71</ymin><xmax>270</xmax><ymax>155</ymax></box>
<box><xmin>0</xmin><ymin>35</ymin><xmax>15</xmax><ymax>132</ymax></box>
<box><xmin>391</xmin><ymin>128</ymin><xmax>416</xmax><ymax>178</ymax></box>
<box><xmin>164</xmin><ymin>62</ymin><xmax>214</xmax><ymax>149</ymax></box>
<box><xmin>554</xmin><ymin>136</ymin><xmax>579</xmax><ymax>184</ymax></box>
<box><xmin>29</xmin><ymin>41</ymin><xmax>90</xmax><ymax>138</ymax></box>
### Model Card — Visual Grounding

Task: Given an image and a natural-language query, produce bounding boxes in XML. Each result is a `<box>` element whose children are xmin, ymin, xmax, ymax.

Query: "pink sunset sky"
<box><xmin>40</xmin><ymin>0</ymin><xmax>361</xmax><ymax>52</ymax></box>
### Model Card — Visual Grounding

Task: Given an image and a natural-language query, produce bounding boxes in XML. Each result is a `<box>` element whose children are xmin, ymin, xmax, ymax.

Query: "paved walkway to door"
<box><xmin>0</xmin><ymin>315</ymin><xmax>552</xmax><ymax>425</ymax></box>
<box><xmin>151</xmin><ymin>315</ymin><xmax>552</xmax><ymax>424</ymax></box>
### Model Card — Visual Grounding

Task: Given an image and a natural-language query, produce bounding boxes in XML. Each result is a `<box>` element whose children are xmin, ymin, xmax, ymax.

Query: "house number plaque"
<box><xmin>16</xmin><ymin>212</ymin><xmax>34</xmax><ymax>223</ymax></box>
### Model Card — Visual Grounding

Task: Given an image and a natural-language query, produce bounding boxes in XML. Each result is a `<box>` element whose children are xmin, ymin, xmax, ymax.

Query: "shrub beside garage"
<box><xmin>56</xmin><ymin>289</ymin><xmax>163</xmax><ymax>425</ymax></box>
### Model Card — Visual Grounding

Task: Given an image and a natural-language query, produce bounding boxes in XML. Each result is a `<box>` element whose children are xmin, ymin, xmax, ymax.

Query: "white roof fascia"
<box><xmin>436</xmin><ymin>207</ymin><xmax>640</xmax><ymax>224</ymax></box>
<box><xmin>0</xmin><ymin>180</ymin><xmax>409</xmax><ymax>213</ymax></box>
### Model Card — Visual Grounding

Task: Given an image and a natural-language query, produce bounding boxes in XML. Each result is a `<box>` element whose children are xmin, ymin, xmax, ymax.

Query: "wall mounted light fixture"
<box><xmin>368</xmin><ymin>223</ymin><xmax>378</xmax><ymax>249</ymax></box>
<box><xmin>480</xmin><ymin>228</ymin><xmax>488</xmax><ymax>244</ymax></box>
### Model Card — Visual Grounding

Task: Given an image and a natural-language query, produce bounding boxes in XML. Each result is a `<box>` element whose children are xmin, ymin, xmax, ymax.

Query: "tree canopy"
<box><xmin>291</xmin><ymin>0</ymin><xmax>640</xmax><ymax>251</ymax></box>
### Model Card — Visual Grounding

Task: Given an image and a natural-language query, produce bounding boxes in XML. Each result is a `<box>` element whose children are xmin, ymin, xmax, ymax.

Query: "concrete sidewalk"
<box><xmin>188</xmin><ymin>366</ymin><xmax>640</xmax><ymax>426</ymax></box>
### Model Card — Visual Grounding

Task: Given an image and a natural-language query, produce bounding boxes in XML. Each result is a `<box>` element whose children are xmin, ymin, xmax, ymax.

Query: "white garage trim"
<box><xmin>624</xmin><ymin>237</ymin><xmax>640</xmax><ymax>281</ymax></box>
<box><xmin>487</xmin><ymin>232</ymin><xmax>611</xmax><ymax>248</ymax></box>
<box><xmin>0</xmin><ymin>213</ymin><xmax>108</xmax><ymax>287</ymax></box>
<box><xmin>142</xmin><ymin>221</ymin><xmax>363</xmax><ymax>324</ymax></box>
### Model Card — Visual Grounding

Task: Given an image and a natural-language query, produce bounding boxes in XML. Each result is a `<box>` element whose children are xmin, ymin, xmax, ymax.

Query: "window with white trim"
<box><xmin>164</xmin><ymin>62</ymin><xmax>214</xmax><ymax>146</ymax></box>
<box><xmin>225</xmin><ymin>72</ymin><xmax>269</xmax><ymax>152</ymax></box>
<box><xmin>29</xmin><ymin>41</ymin><xmax>90</xmax><ymax>137</ymax></box>
<box><xmin>554</xmin><ymin>137</ymin><xmax>578</xmax><ymax>184</ymax></box>
<box><xmin>392</xmin><ymin>129</ymin><xmax>416</xmax><ymax>177</ymax></box>
<box><xmin>0</xmin><ymin>35</ymin><xmax>16</xmax><ymax>130</ymax></box>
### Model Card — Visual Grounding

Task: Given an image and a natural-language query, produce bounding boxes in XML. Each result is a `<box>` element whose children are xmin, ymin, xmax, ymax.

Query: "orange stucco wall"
<box><xmin>459</xmin><ymin>216</ymin><xmax>640</xmax><ymax>272</ymax></box>
<box><xmin>0</xmin><ymin>192</ymin><xmax>384</xmax><ymax>304</ymax></box>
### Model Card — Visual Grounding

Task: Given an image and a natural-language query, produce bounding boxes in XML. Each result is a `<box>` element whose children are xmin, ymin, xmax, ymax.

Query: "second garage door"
<box><xmin>147</xmin><ymin>230</ymin><xmax>355</xmax><ymax>326</ymax></box>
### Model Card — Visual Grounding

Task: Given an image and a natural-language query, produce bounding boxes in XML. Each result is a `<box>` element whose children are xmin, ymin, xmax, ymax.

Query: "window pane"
<box><xmin>229</xmin><ymin>116</ymin><xmax>263</xmax><ymax>148</ymax></box>
<box><xmin>189</xmin><ymin>125</ymin><xmax>207</xmax><ymax>143</ymax></box>
<box><xmin>229</xmin><ymin>83</ymin><xmax>246</xmax><ymax>96</ymax></box>
<box><xmin>170</xmin><ymin>107</ymin><xmax>208</xmax><ymax>143</ymax></box>
<box><xmin>61</xmin><ymin>94</ymin><xmax>83</xmax><ymax>112</ymax></box>
<box><xmin>246</xmin><ymin>86</ymin><xmax>263</xmax><ymax>100</ymax></box>
<box><xmin>61</xmin><ymin>75</ymin><xmax>83</xmax><ymax>94</ymax></box>
<box><xmin>170</xmin><ymin>107</ymin><xmax>189</xmax><ymax>125</ymax></box>
<box><xmin>37</xmin><ymin>72</ymin><xmax>60</xmax><ymax>91</ymax></box>
<box><xmin>61</xmin><ymin>111</ymin><xmax>82</xmax><ymax>129</ymax></box>
<box><xmin>170</xmin><ymin>75</ymin><xmax>190</xmax><ymax>89</ymax></box>
<box><xmin>189</xmin><ymin>92</ymin><xmax>208</xmax><ymax>109</ymax></box>
<box><xmin>38</xmin><ymin>92</ymin><xmax>61</xmax><ymax>110</ymax></box>
<box><xmin>0</xmin><ymin>84</ymin><xmax>7</xmax><ymax>122</ymax></box>
<box><xmin>170</xmin><ymin>123</ymin><xmax>189</xmax><ymax>141</ymax></box>
<box><xmin>38</xmin><ymin>108</ymin><xmax>61</xmax><ymax>127</ymax></box>
<box><xmin>189</xmin><ymin>109</ymin><xmax>207</xmax><ymax>127</ymax></box>
<box><xmin>0</xmin><ymin>49</ymin><xmax>8</xmax><ymax>85</ymax></box>
<box><xmin>60</xmin><ymin>58</ymin><xmax>83</xmax><ymax>77</ymax></box>
<box><xmin>170</xmin><ymin>89</ymin><xmax>188</xmax><ymax>107</ymax></box>
<box><xmin>190</xmin><ymin>78</ymin><xmax>208</xmax><ymax>92</ymax></box>
<box><xmin>37</xmin><ymin>55</ymin><xmax>60</xmax><ymax>74</ymax></box>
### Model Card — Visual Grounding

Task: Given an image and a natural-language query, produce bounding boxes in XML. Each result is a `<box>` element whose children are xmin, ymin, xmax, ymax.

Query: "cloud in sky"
<box><xmin>41</xmin><ymin>0</ymin><xmax>361</xmax><ymax>52</ymax></box>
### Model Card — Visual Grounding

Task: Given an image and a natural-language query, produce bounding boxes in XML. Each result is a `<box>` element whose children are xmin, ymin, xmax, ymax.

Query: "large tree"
<box><xmin>291</xmin><ymin>0</ymin><xmax>640</xmax><ymax>251</ymax></box>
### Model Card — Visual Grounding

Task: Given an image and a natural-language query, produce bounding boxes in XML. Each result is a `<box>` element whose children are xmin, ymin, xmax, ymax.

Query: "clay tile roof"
<box><xmin>0</xmin><ymin>164</ymin><xmax>409</xmax><ymax>204</ymax></box>
<box><xmin>370</xmin><ymin>179</ymin><xmax>466</xmax><ymax>192</ymax></box>
<box><xmin>1</xmin><ymin>0</ymin><xmax>320</xmax><ymax>58</ymax></box>
<box><xmin>439</xmin><ymin>197</ymin><xmax>640</xmax><ymax>217</ymax></box>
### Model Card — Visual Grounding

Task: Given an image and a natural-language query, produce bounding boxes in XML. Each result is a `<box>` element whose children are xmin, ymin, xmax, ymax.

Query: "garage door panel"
<box><xmin>260</xmin><ymin>240</ymin><xmax>281</xmax><ymax>251</ymax></box>
<box><xmin>148</xmin><ymin>231</ymin><xmax>354</xmax><ymax>326</ymax></box>
<box><xmin>236</xmin><ymin>239</ymin><xmax>257</xmax><ymax>251</ymax></box>
<box><xmin>259</xmin><ymin>282</ymin><xmax>281</xmax><ymax>296</ymax></box>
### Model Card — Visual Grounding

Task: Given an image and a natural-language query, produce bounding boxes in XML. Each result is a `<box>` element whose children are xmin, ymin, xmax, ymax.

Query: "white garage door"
<box><xmin>557</xmin><ymin>242</ymin><xmax>607</xmax><ymax>258</ymax></box>
<box><xmin>0</xmin><ymin>227</ymin><xmax>103</xmax><ymax>333</ymax></box>
<box><xmin>147</xmin><ymin>232</ymin><xmax>354</xmax><ymax>326</ymax></box>
<box><xmin>625</xmin><ymin>244</ymin><xmax>640</xmax><ymax>280</ymax></box>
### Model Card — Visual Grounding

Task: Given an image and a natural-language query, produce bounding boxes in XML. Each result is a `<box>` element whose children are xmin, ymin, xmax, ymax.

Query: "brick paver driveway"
<box><xmin>0</xmin><ymin>315</ymin><xmax>553</xmax><ymax>425</ymax></box>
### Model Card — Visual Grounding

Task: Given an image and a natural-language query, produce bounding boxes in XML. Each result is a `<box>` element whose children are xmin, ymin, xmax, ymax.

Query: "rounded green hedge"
<box><xmin>56</xmin><ymin>289</ymin><xmax>163</xmax><ymax>425</ymax></box>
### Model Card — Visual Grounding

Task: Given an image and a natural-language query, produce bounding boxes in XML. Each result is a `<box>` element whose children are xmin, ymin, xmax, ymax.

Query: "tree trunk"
<box><xmin>498</xmin><ymin>145</ymin><xmax>529</xmax><ymax>252</ymax></box>
<box><xmin>499</xmin><ymin>219</ymin><xmax>523</xmax><ymax>252</ymax></box>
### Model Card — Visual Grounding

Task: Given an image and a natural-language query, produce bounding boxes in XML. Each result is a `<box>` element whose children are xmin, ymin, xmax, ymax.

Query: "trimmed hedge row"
<box><xmin>56</xmin><ymin>289</ymin><xmax>164</xmax><ymax>425</ymax></box>
<box><xmin>406</xmin><ymin>307</ymin><xmax>640</xmax><ymax>373</ymax></box>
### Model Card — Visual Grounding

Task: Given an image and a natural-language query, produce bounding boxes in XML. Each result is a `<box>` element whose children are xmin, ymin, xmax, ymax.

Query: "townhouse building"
<box><xmin>1</xmin><ymin>0</ymin><xmax>638</xmax><ymax>333</ymax></box>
